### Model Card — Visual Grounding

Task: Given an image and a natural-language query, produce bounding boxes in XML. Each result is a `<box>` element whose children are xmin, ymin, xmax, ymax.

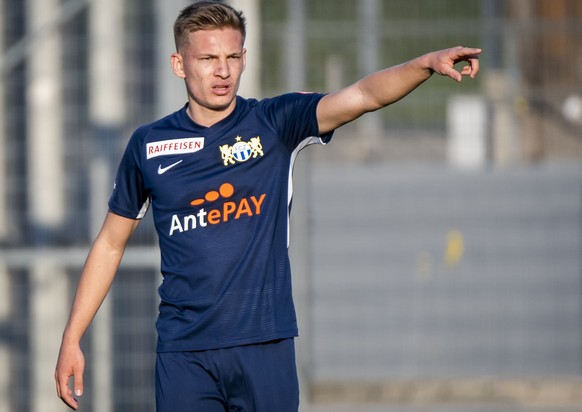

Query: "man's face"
<box><xmin>172</xmin><ymin>28</ymin><xmax>246</xmax><ymax>123</ymax></box>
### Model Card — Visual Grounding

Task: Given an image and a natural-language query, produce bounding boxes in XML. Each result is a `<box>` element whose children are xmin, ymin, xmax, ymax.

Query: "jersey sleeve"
<box><xmin>108</xmin><ymin>128</ymin><xmax>151</xmax><ymax>219</ymax></box>
<box><xmin>261</xmin><ymin>92</ymin><xmax>334</xmax><ymax>151</ymax></box>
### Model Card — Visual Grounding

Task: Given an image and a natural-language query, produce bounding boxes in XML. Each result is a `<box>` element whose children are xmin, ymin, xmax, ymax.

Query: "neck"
<box><xmin>186</xmin><ymin>99</ymin><xmax>237</xmax><ymax>128</ymax></box>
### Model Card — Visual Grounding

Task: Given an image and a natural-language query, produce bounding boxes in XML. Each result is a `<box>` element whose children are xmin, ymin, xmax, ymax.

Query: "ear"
<box><xmin>242</xmin><ymin>48</ymin><xmax>247</xmax><ymax>73</ymax></box>
<box><xmin>171</xmin><ymin>52</ymin><xmax>186</xmax><ymax>79</ymax></box>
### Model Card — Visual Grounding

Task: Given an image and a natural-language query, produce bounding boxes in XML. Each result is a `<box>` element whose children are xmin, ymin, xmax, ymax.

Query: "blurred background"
<box><xmin>0</xmin><ymin>0</ymin><xmax>581</xmax><ymax>411</ymax></box>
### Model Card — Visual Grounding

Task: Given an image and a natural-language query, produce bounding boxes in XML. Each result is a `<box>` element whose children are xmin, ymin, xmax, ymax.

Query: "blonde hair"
<box><xmin>173</xmin><ymin>1</ymin><xmax>246</xmax><ymax>51</ymax></box>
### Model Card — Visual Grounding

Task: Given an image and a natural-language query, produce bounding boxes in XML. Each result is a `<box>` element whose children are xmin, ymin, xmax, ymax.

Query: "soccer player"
<box><xmin>55</xmin><ymin>1</ymin><xmax>480</xmax><ymax>411</ymax></box>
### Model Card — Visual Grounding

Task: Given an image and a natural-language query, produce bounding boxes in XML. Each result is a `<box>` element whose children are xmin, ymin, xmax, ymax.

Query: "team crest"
<box><xmin>220</xmin><ymin>135</ymin><xmax>264</xmax><ymax>166</ymax></box>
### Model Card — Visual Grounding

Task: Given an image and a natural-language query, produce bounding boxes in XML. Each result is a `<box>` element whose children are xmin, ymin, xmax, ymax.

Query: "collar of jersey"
<box><xmin>179</xmin><ymin>96</ymin><xmax>252</xmax><ymax>136</ymax></box>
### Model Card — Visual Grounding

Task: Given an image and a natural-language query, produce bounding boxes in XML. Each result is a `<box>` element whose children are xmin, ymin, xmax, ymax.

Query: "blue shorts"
<box><xmin>155</xmin><ymin>338</ymin><xmax>299</xmax><ymax>412</ymax></box>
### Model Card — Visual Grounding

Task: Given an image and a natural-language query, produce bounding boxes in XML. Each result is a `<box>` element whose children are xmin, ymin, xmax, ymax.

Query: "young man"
<box><xmin>55</xmin><ymin>1</ymin><xmax>480</xmax><ymax>411</ymax></box>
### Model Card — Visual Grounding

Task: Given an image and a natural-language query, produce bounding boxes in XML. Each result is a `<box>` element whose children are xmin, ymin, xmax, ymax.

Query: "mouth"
<box><xmin>212</xmin><ymin>83</ymin><xmax>231</xmax><ymax>96</ymax></box>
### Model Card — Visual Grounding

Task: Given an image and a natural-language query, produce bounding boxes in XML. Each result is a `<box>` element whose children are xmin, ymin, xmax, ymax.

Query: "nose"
<box><xmin>214</xmin><ymin>58</ymin><xmax>230</xmax><ymax>79</ymax></box>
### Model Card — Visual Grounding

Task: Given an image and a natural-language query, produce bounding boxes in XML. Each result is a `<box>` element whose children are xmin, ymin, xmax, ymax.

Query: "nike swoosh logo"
<box><xmin>158</xmin><ymin>159</ymin><xmax>183</xmax><ymax>175</ymax></box>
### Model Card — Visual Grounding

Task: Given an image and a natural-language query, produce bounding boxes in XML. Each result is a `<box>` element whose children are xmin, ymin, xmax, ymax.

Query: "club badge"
<box><xmin>219</xmin><ymin>135</ymin><xmax>264</xmax><ymax>166</ymax></box>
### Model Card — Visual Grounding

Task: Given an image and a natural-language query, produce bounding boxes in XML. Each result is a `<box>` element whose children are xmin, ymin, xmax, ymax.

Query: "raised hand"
<box><xmin>428</xmin><ymin>46</ymin><xmax>482</xmax><ymax>82</ymax></box>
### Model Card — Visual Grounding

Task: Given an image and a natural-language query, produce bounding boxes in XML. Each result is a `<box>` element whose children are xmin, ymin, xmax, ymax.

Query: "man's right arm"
<box><xmin>55</xmin><ymin>211</ymin><xmax>140</xmax><ymax>410</ymax></box>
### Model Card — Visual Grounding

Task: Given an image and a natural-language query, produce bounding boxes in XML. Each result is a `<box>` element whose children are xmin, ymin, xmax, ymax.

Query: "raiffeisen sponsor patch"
<box><xmin>147</xmin><ymin>137</ymin><xmax>204</xmax><ymax>159</ymax></box>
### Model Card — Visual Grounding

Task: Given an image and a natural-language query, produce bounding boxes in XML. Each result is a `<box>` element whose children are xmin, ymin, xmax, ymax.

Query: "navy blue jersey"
<box><xmin>109</xmin><ymin>93</ymin><xmax>332</xmax><ymax>352</ymax></box>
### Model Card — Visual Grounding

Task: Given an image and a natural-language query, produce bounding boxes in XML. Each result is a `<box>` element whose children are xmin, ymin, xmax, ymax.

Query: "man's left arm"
<box><xmin>316</xmin><ymin>46</ymin><xmax>481</xmax><ymax>135</ymax></box>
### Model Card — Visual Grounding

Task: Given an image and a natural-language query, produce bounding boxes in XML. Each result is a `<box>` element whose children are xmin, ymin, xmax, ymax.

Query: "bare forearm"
<box><xmin>56</xmin><ymin>212</ymin><xmax>138</xmax><ymax>409</ymax></box>
<box><xmin>356</xmin><ymin>55</ymin><xmax>432</xmax><ymax>112</ymax></box>
<box><xmin>317</xmin><ymin>56</ymin><xmax>432</xmax><ymax>133</ymax></box>
<box><xmin>61</xmin><ymin>238</ymin><xmax>123</xmax><ymax>344</ymax></box>
<box><xmin>317</xmin><ymin>46</ymin><xmax>481</xmax><ymax>134</ymax></box>
<box><xmin>61</xmin><ymin>212</ymin><xmax>138</xmax><ymax>344</ymax></box>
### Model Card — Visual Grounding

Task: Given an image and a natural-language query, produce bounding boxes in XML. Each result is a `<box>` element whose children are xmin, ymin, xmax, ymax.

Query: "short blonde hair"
<box><xmin>173</xmin><ymin>1</ymin><xmax>246</xmax><ymax>52</ymax></box>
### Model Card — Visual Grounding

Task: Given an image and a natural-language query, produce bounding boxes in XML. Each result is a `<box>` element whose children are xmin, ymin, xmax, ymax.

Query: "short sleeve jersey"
<box><xmin>109</xmin><ymin>93</ymin><xmax>332</xmax><ymax>352</ymax></box>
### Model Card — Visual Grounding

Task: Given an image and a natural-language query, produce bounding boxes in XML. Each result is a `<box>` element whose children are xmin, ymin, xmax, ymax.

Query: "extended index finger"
<box><xmin>455</xmin><ymin>46</ymin><xmax>482</xmax><ymax>59</ymax></box>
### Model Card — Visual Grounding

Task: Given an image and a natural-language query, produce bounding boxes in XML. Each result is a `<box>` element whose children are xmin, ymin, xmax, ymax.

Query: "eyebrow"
<box><xmin>197</xmin><ymin>51</ymin><xmax>243</xmax><ymax>58</ymax></box>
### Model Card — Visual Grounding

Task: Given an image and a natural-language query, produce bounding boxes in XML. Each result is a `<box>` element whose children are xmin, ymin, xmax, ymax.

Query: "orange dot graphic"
<box><xmin>219</xmin><ymin>183</ymin><xmax>234</xmax><ymax>198</ymax></box>
<box><xmin>190</xmin><ymin>199</ymin><xmax>205</xmax><ymax>206</ymax></box>
<box><xmin>205</xmin><ymin>191</ymin><xmax>220</xmax><ymax>202</ymax></box>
